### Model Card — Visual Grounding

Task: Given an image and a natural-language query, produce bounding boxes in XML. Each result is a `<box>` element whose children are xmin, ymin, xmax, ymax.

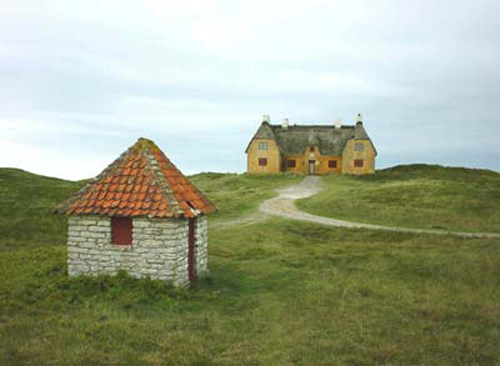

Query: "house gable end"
<box><xmin>245</xmin><ymin>122</ymin><xmax>278</xmax><ymax>153</ymax></box>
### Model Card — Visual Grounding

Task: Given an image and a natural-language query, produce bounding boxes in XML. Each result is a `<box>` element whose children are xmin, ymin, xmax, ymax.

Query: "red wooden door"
<box><xmin>188</xmin><ymin>218</ymin><xmax>196</xmax><ymax>281</ymax></box>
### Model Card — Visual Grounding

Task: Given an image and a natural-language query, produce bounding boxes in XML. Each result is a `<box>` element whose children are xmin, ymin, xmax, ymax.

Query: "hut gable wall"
<box><xmin>67</xmin><ymin>215</ymin><xmax>208</xmax><ymax>287</ymax></box>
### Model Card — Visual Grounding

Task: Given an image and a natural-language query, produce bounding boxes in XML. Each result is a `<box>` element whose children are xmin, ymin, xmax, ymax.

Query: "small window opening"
<box><xmin>328</xmin><ymin>160</ymin><xmax>337</xmax><ymax>168</ymax></box>
<box><xmin>111</xmin><ymin>217</ymin><xmax>133</xmax><ymax>245</ymax></box>
<box><xmin>355</xmin><ymin>143</ymin><xmax>364</xmax><ymax>151</ymax></box>
<box><xmin>310</xmin><ymin>146</ymin><xmax>314</xmax><ymax>152</ymax></box>
<box><xmin>287</xmin><ymin>160</ymin><xmax>296</xmax><ymax>168</ymax></box>
<box><xmin>259</xmin><ymin>142</ymin><xmax>268</xmax><ymax>150</ymax></box>
<box><xmin>258</xmin><ymin>158</ymin><xmax>268</xmax><ymax>166</ymax></box>
<box><xmin>354</xmin><ymin>159</ymin><xmax>364</xmax><ymax>168</ymax></box>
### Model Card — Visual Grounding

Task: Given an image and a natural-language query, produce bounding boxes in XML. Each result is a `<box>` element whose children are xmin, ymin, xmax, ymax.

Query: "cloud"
<box><xmin>1</xmin><ymin>0</ymin><xmax>499</xmax><ymax>179</ymax></box>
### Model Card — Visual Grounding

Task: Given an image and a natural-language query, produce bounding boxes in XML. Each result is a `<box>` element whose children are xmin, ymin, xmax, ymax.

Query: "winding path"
<box><xmin>259</xmin><ymin>176</ymin><xmax>500</xmax><ymax>239</ymax></box>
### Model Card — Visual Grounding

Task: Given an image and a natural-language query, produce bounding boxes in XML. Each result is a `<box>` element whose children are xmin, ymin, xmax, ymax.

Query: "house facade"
<box><xmin>245</xmin><ymin>114</ymin><xmax>377</xmax><ymax>175</ymax></box>
<box><xmin>56</xmin><ymin>138</ymin><xmax>217</xmax><ymax>287</ymax></box>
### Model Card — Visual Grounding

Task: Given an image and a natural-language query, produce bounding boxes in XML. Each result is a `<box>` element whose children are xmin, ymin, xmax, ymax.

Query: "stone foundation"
<box><xmin>67</xmin><ymin>215</ymin><xmax>208</xmax><ymax>287</ymax></box>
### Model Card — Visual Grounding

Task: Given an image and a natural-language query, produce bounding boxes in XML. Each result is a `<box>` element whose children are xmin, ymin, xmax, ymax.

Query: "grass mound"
<box><xmin>1</xmin><ymin>220</ymin><xmax>499</xmax><ymax>364</ymax></box>
<box><xmin>0</xmin><ymin>168</ymin><xmax>85</xmax><ymax>250</ymax></box>
<box><xmin>0</xmin><ymin>168</ymin><xmax>300</xmax><ymax>250</ymax></box>
<box><xmin>189</xmin><ymin>172</ymin><xmax>301</xmax><ymax>221</ymax></box>
<box><xmin>297</xmin><ymin>164</ymin><xmax>500</xmax><ymax>233</ymax></box>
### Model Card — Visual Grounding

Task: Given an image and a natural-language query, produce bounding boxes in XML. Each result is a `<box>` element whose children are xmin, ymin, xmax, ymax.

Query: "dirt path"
<box><xmin>210</xmin><ymin>211</ymin><xmax>270</xmax><ymax>229</ymax></box>
<box><xmin>259</xmin><ymin>176</ymin><xmax>500</xmax><ymax>239</ymax></box>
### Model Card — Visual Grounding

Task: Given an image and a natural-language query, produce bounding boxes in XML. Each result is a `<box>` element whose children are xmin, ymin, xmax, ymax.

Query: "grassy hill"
<box><xmin>297</xmin><ymin>164</ymin><xmax>500</xmax><ymax>233</ymax></box>
<box><xmin>1</xmin><ymin>220</ymin><xmax>499</xmax><ymax>364</ymax></box>
<box><xmin>189</xmin><ymin>172</ymin><xmax>301</xmax><ymax>222</ymax></box>
<box><xmin>0</xmin><ymin>168</ymin><xmax>300</xmax><ymax>250</ymax></box>
<box><xmin>1</xmin><ymin>166</ymin><xmax>500</xmax><ymax>364</ymax></box>
<box><xmin>0</xmin><ymin>168</ymin><xmax>85</xmax><ymax>250</ymax></box>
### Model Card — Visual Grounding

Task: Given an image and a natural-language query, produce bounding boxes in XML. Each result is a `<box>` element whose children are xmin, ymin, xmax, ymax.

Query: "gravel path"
<box><xmin>260</xmin><ymin>176</ymin><xmax>500</xmax><ymax>239</ymax></box>
<box><xmin>210</xmin><ymin>211</ymin><xmax>270</xmax><ymax>229</ymax></box>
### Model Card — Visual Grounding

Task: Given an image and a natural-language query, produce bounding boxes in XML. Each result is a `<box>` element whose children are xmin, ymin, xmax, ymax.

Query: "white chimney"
<box><xmin>262</xmin><ymin>114</ymin><xmax>270</xmax><ymax>123</ymax></box>
<box><xmin>282</xmin><ymin>118</ymin><xmax>289</xmax><ymax>129</ymax></box>
<box><xmin>356</xmin><ymin>113</ymin><xmax>363</xmax><ymax>124</ymax></box>
<box><xmin>335</xmin><ymin>119</ymin><xmax>342</xmax><ymax>129</ymax></box>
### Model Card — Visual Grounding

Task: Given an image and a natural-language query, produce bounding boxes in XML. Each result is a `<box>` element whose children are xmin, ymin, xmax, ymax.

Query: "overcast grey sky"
<box><xmin>1</xmin><ymin>0</ymin><xmax>499</xmax><ymax>180</ymax></box>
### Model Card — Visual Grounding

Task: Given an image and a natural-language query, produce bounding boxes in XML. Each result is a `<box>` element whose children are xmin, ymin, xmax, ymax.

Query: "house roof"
<box><xmin>245</xmin><ymin>121</ymin><xmax>376</xmax><ymax>156</ymax></box>
<box><xmin>56</xmin><ymin>138</ymin><xmax>217</xmax><ymax>218</ymax></box>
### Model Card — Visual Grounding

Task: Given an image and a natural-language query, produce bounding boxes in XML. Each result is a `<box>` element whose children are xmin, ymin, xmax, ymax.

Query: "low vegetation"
<box><xmin>190</xmin><ymin>172</ymin><xmax>301</xmax><ymax>222</ymax></box>
<box><xmin>0</xmin><ymin>168</ymin><xmax>300</xmax><ymax>250</ymax></box>
<box><xmin>1</xmin><ymin>220</ymin><xmax>499</xmax><ymax>364</ymax></box>
<box><xmin>297</xmin><ymin>164</ymin><xmax>500</xmax><ymax>233</ymax></box>
<box><xmin>0</xmin><ymin>168</ymin><xmax>85</xmax><ymax>250</ymax></box>
<box><xmin>1</xmin><ymin>165</ymin><xmax>499</xmax><ymax>363</ymax></box>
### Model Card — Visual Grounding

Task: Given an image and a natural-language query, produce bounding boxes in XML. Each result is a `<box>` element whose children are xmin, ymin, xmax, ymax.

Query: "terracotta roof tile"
<box><xmin>56</xmin><ymin>137</ymin><xmax>217</xmax><ymax>218</ymax></box>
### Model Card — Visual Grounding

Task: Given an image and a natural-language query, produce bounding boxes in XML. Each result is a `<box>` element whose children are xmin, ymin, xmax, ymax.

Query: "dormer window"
<box><xmin>259</xmin><ymin>142</ymin><xmax>268</xmax><ymax>150</ymax></box>
<box><xmin>355</xmin><ymin>143</ymin><xmax>364</xmax><ymax>151</ymax></box>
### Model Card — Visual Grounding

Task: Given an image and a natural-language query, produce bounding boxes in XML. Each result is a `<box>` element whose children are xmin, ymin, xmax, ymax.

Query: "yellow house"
<box><xmin>245</xmin><ymin>114</ymin><xmax>377</xmax><ymax>175</ymax></box>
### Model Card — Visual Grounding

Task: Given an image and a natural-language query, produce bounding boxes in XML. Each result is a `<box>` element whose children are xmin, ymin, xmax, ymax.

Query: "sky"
<box><xmin>1</xmin><ymin>0</ymin><xmax>499</xmax><ymax>180</ymax></box>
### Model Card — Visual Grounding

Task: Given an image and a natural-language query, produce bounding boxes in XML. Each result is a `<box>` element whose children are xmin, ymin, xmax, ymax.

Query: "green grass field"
<box><xmin>297</xmin><ymin>164</ymin><xmax>500</xmax><ymax>233</ymax></box>
<box><xmin>1</xmin><ymin>166</ymin><xmax>500</xmax><ymax>364</ymax></box>
<box><xmin>189</xmin><ymin>172</ymin><xmax>301</xmax><ymax>222</ymax></box>
<box><xmin>0</xmin><ymin>168</ymin><xmax>300</xmax><ymax>250</ymax></box>
<box><xmin>0</xmin><ymin>169</ymin><xmax>85</xmax><ymax>250</ymax></box>
<box><xmin>1</xmin><ymin>220</ymin><xmax>499</xmax><ymax>364</ymax></box>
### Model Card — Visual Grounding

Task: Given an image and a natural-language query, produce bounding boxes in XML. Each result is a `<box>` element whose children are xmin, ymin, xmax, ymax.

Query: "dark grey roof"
<box><xmin>246</xmin><ymin>121</ymin><xmax>375</xmax><ymax>156</ymax></box>
<box><xmin>354</xmin><ymin>121</ymin><xmax>370</xmax><ymax>139</ymax></box>
<box><xmin>253</xmin><ymin>122</ymin><xmax>276</xmax><ymax>139</ymax></box>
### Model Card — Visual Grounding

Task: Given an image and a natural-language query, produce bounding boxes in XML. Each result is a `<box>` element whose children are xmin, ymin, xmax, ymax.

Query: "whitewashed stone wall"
<box><xmin>194</xmin><ymin>215</ymin><xmax>209</xmax><ymax>277</ymax></box>
<box><xmin>67</xmin><ymin>215</ymin><xmax>209</xmax><ymax>287</ymax></box>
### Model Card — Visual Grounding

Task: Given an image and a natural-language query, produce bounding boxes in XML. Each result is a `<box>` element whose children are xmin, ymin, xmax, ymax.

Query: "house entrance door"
<box><xmin>188</xmin><ymin>218</ymin><xmax>196</xmax><ymax>281</ymax></box>
<box><xmin>308</xmin><ymin>160</ymin><xmax>316</xmax><ymax>175</ymax></box>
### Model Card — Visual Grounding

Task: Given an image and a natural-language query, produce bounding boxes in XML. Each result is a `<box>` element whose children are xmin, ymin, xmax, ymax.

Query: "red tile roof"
<box><xmin>56</xmin><ymin>138</ymin><xmax>217</xmax><ymax>218</ymax></box>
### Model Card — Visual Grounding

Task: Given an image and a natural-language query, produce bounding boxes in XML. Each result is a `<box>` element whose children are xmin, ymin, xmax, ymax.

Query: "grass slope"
<box><xmin>1</xmin><ymin>220</ymin><xmax>499</xmax><ymax>364</ymax></box>
<box><xmin>1</xmin><ymin>166</ymin><xmax>500</xmax><ymax>363</ymax></box>
<box><xmin>0</xmin><ymin>168</ymin><xmax>85</xmax><ymax>250</ymax></box>
<box><xmin>0</xmin><ymin>168</ymin><xmax>300</xmax><ymax>250</ymax></box>
<box><xmin>297</xmin><ymin>164</ymin><xmax>500</xmax><ymax>233</ymax></box>
<box><xmin>189</xmin><ymin>172</ymin><xmax>301</xmax><ymax>222</ymax></box>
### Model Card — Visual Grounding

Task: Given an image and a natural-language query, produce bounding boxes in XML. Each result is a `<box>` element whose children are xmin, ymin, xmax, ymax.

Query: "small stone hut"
<box><xmin>56</xmin><ymin>137</ymin><xmax>217</xmax><ymax>287</ymax></box>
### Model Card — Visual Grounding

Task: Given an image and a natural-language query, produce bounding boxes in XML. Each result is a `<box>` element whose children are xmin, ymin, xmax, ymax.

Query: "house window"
<box><xmin>310</xmin><ymin>146</ymin><xmax>314</xmax><ymax>152</ymax></box>
<box><xmin>287</xmin><ymin>160</ymin><xmax>296</xmax><ymax>168</ymax></box>
<box><xmin>328</xmin><ymin>160</ymin><xmax>337</xmax><ymax>168</ymax></box>
<box><xmin>354</xmin><ymin>159</ymin><xmax>364</xmax><ymax>168</ymax></box>
<box><xmin>258</xmin><ymin>158</ymin><xmax>268</xmax><ymax>166</ymax></box>
<box><xmin>259</xmin><ymin>142</ymin><xmax>268</xmax><ymax>150</ymax></box>
<box><xmin>355</xmin><ymin>143</ymin><xmax>364</xmax><ymax>151</ymax></box>
<box><xmin>111</xmin><ymin>217</ymin><xmax>132</xmax><ymax>245</ymax></box>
